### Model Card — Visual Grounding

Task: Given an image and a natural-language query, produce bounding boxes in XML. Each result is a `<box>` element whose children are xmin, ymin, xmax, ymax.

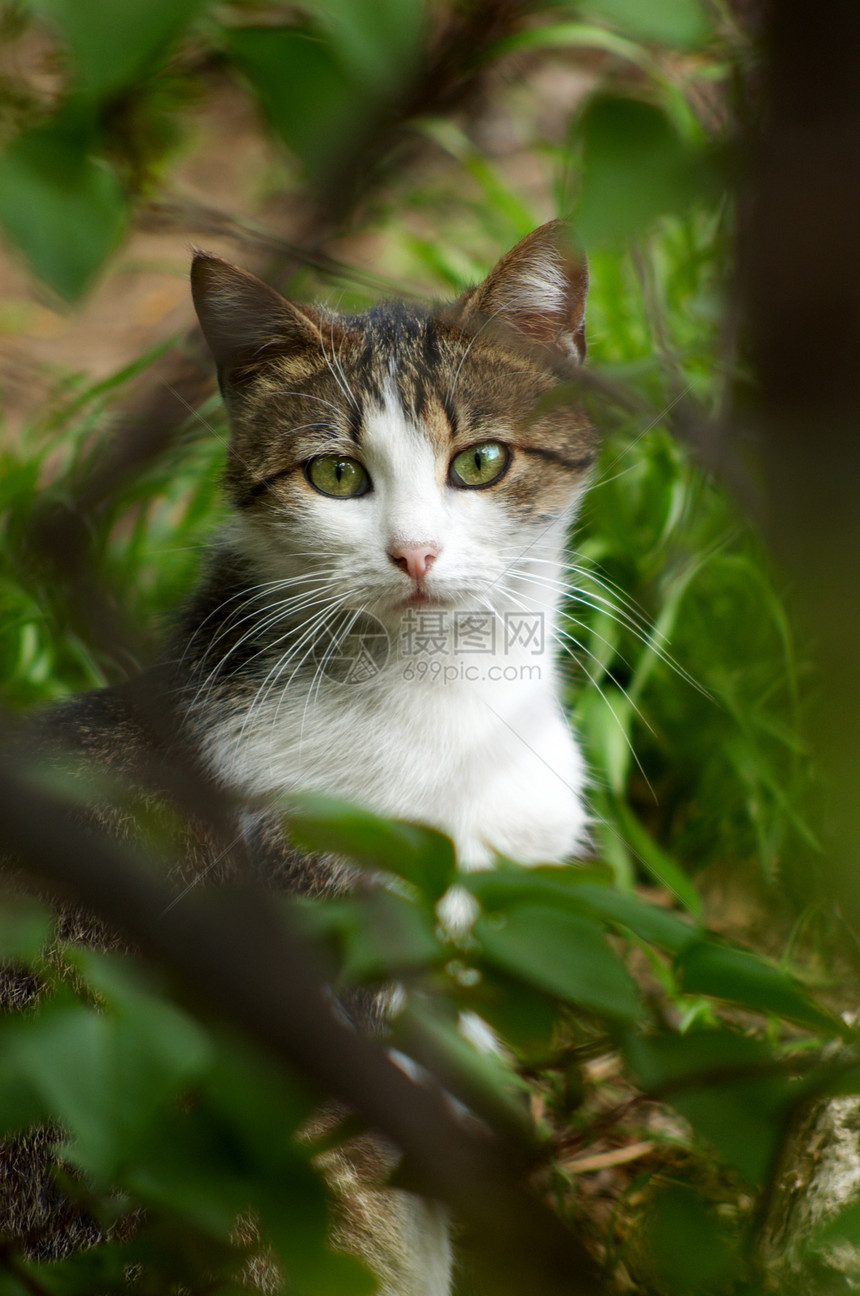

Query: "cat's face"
<box><xmin>192</xmin><ymin>224</ymin><xmax>596</xmax><ymax>626</ymax></box>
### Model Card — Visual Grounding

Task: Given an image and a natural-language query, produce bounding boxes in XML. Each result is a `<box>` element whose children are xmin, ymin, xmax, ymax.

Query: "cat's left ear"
<box><xmin>460</xmin><ymin>221</ymin><xmax>588</xmax><ymax>363</ymax></box>
<box><xmin>190</xmin><ymin>252</ymin><xmax>327</xmax><ymax>388</ymax></box>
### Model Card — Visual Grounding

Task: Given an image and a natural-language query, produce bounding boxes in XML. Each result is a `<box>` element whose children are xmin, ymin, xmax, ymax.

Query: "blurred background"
<box><xmin>1</xmin><ymin>1</ymin><xmax>860</xmax><ymax>1293</ymax></box>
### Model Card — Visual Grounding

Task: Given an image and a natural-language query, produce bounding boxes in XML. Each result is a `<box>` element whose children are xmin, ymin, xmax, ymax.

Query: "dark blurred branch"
<box><xmin>739</xmin><ymin>0</ymin><xmax>860</xmax><ymax>912</ymax></box>
<box><xmin>732</xmin><ymin>1</ymin><xmax>860</xmax><ymax>1267</ymax></box>
<box><xmin>140</xmin><ymin>195</ymin><xmax>428</xmax><ymax>299</ymax></box>
<box><xmin>297</xmin><ymin>0</ymin><xmax>532</xmax><ymax>227</ymax></box>
<box><xmin>0</xmin><ymin>754</ymin><xmax>608</xmax><ymax>1296</ymax></box>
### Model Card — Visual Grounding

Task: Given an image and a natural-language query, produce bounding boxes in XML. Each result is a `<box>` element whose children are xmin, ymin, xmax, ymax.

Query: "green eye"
<box><xmin>306</xmin><ymin>456</ymin><xmax>370</xmax><ymax>498</ymax></box>
<box><xmin>449</xmin><ymin>442</ymin><xmax>510</xmax><ymax>489</ymax></box>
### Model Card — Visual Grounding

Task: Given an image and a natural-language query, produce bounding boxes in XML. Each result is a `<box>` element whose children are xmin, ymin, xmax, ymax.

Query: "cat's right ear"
<box><xmin>456</xmin><ymin>221</ymin><xmax>589</xmax><ymax>364</ymax></box>
<box><xmin>190</xmin><ymin>253</ymin><xmax>323</xmax><ymax>387</ymax></box>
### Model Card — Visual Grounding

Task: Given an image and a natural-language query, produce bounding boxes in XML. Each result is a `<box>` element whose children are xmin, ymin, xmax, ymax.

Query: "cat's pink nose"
<box><xmin>388</xmin><ymin>544</ymin><xmax>439</xmax><ymax>582</ymax></box>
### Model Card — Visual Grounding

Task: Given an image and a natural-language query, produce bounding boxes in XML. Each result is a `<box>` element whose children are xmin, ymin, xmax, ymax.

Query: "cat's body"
<box><xmin>6</xmin><ymin>223</ymin><xmax>596</xmax><ymax>1294</ymax></box>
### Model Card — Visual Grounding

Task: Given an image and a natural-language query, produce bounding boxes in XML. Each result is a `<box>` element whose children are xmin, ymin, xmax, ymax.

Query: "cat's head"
<box><xmin>191</xmin><ymin>222</ymin><xmax>595</xmax><ymax>625</ymax></box>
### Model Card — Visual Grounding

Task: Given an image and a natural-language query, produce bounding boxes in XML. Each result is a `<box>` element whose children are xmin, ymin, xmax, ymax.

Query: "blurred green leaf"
<box><xmin>0</xmin><ymin>1028</ymin><xmax>51</xmax><ymax>1135</ymax></box>
<box><xmin>0</xmin><ymin>983</ymin><xmax>211</xmax><ymax>1181</ymax></box>
<box><xmin>0</xmin><ymin>895</ymin><xmax>50</xmax><ymax>964</ymax></box>
<box><xmin>310</xmin><ymin>0</ymin><xmax>425</xmax><ymax>85</ymax></box>
<box><xmin>811</xmin><ymin>1197</ymin><xmax>860</xmax><ymax>1251</ymax></box>
<box><xmin>11</xmin><ymin>1238</ymin><xmax>150</xmax><ymax>1296</ymax></box>
<box><xmin>487</xmin><ymin>21</ymin><xmax>652</xmax><ymax>69</ymax></box>
<box><xmin>613</xmin><ymin>800</ymin><xmax>703</xmax><ymax>915</ymax></box>
<box><xmin>626</xmin><ymin>1025</ymin><xmax>770</xmax><ymax>1090</ymax></box>
<box><xmin>465</xmin><ymin>865</ymin><xmax>699</xmax><ymax>952</ymax></box>
<box><xmin>0</xmin><ymin>1275</ymin><xmax>31</xmax><ymax>1296</ymax></box>
<box><xmin>126</xmin><ymin>1111</ymin><xmax>266</xmax><ymax>1238</ymax></box>
<box><xmin>32</xmin><ymin>0</ymin><xmax>204</xmax><ymax>98</ymax></box>
<box><xmin>296</xmin><ymin>888</ymin><xmax>441</xmax><ymax>985</ymax></box>
<box><xmin>476</xmin><ymin>904</ymin><xmax>641</xmax><ymax>1022</ymax></box>
<box><xmin>272</xmin><ymin>1241</ymin><xmax>376</xmax><ymax>1296</ymax></box>
<box><xmin>580</xmin><ymin>0</ymin><xmax>710</xmax><ymax>49</ymax></box>
<box><xmin>676</xmin><ymin>940</ymin><xmax>842</xmax><ymax>1034</ymax></box>
<box><xmin>565</xmin><ymin>880</ymin><xmax>698</xmax><ymax>951</ymax></box>
<box><xmin>127</xmin><ymin>1106</ymin><xmax>362</xmax><ymax>1296</ymax></box>
<box><xmin>641</xmin><ymin>1182</ymin><xmax>742</xmax><ymax>1292</ymax></box>
<box><xmin>463</xmin><ymin>968</ymin><xmax>559</xmax><ymax>1060</ymax></box>
<box><xmin>576</xmin><ymin>682</ymin><xmax>634</xmax><ymax>794</ymax></box>
<box><xmin>392</xmin><ymin>999</ymin><xmax>530</xmax><ymax>1133</ymax></box>
<box><xmin>0</xmin><ymin>113</ymin><xmax>126</xmax><ymax>299</ymax></box>
<box><xmin>575</xmin><ymin>96</ymin><xmax>714</xmax><ymax>246</ymax></box>
<box><xmin>339</xmin><ymin>888</ymin><xmax>441</xmax><ymax>983</ymax></box>
<box><xmin>204</xmin><ymin>1035</ymin><xmax>314</xmax><ymax>1169</ymax></box>
<box><xmin>285</xmin><ymin>794</ymin><xmax>456</xmax><ymax>902</ymax></box>
<box><xmin>626</xmin><ymin>1028</ymin><xmax>792</xmax><ymax>1182</ymax></box>
<box><xmin>225</xmin><ymin>26</ymin><xmax>367</xmax><ymax>179</ymax></box>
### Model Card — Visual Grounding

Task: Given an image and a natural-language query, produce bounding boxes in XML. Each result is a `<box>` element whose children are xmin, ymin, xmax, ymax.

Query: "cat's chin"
<box><xmin>400</xmin><ymin>589</ymin><xmax>439</xmax><ymax>609</ymax></box>
<box><xmin>366</xmin><ymin>588</ymin><xmax>458</xmax><ymax>623</ymax></box>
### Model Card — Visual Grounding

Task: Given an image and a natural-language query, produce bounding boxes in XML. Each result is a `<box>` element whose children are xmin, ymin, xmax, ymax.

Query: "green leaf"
<box><xmin>463</xmin><ymin>968</ymin><xmax>559</xmax><ymax>1061</ymax></box>
<box><xmin>581</xmin><ymin>0</ymin><xmax>710</xmax><ymax>49</ymax></box>
<box><xmin>268</xmin><ymin>1240</ymin><xmax>376</xmax><ymax>1296</ymax></box>
<box><xmin>205</xmin><ymin>1035</ymin><xmax>314</xmax><ymax>1171</ymax></box>
<box><xmin>626</xmin><ymin>1026</ymin><xmax>769</xmax><ymax>1090</ymax></box>
<box><xmin>566</xmin><ymin>881</ymin><xmax>698</xmax><ymax>952</ymax></box>
<box><xmin>253</xmin><ymin>1149</ymin><xmax>376</xmax><ymax>1296</ymax></box>
<box><xmin>285</xmin><ymin>794</ymin><xmax>456</xmax><ymax>902</ymax></box>
<box><xmin>625</xmin><ymin>1029</ymin><xmax>792</xmax><ymax>1182</ymax></box>
<box><xmin>129</xmin><ymin>1106</ymin><xmax>349</xmax><ymax>1294</ymax></box>
<box><xmin>310</xmin><ymin>0</ymin><xmax>425</xmax><ymax>85</ymax></box>
<box><xmin>574</xmin><ymin>96</ymin><xmax>713</xmax><ymax>247</ymax></box>
<box><xmin>641</xmin><ymin>1183</ymin><xmax>742</xmax><ymax>1293</ymax></box>
<box><xmin>0</xmin><ymin>1031</ymin><xmax>48</xmax><ymax>1135</ymax></box>
<box><xmin>576</xmin><ymin>682</ymin><xmax>633</xmax><ymax>794</ymax></box>
<box><xmin>812</xmin><ymin>1197</ymin><xmax>860</xmax><ymax>1251</ymax></box>
<box><xmin>0</xmin><ymin>113</ymin><xmax>126</xmax><ymax>299</ymax></box>
<box><xmin>126</xmin><ymin>1112</ymin><xmax>264</xmax><ymax>1237</ymax></box>
<box><xmin>344</xmin><ymin>889</ymin><xmax>441</xmax><ymax>982</ymax></box>
<box><xmin>1</xmin><ymin>980</ymin><xmax>211</xmax><ymax>1181</ymax></box>
<box><xmin>392</xmin><ymin>1000</ymin><xmax>530</xmax><ymax>1134</ymax></box>
<box><xmin>12</xmin><ymin>1238</ymin><xmax>147</xmax><ymax>1296</ymax></box>
<box><xmin>33</xmin><ymin>0</ymin><xmax>204</xmax><ymax>99</ymax></box>
<box><xmin>465</xmin><ymin>866</ymin><xmax>699</xmax><ymax>953</ymax></box>
<box><xmin>613</xmin><ymin>801</ymin><xmax>703</xmax><ymax>915</ymax></box>
<box><xmin>488</xmin><ymin>21</ymin><xmax>651</xmax><ymax>68</ymax></box>
<box><xmin>0</xmin><ymin>895</ymin><xmax>50</xmax><ymax>964</ymax></box>
<box><xmin>676</xmin><ymin>940</ymin><xmax>842</xmax><ymax>1034</ymax></box>
<box><xmin>297</xmin><ymin>888</ymin><xmax>441</xmax><ymax>985</ymax></box>
<box><xmin>225</xmin><ymin>27</ymin><xmax>367</xmax><ymax>179</ymax></box>
<box><xmin>475</xmin><ymin>905</ymin><xmax>641</xmax><ymax>1022</ymax></box>
<box><xmin>0</xmin><ymin>1275</ymin><xmax>31</xmax><ymax>1296</ymax></box>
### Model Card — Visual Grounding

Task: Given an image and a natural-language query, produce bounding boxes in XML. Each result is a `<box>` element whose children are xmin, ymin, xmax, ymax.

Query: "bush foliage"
<box><xmin>0</xmin><ymin>2</ymin><xmax>851</xmax><ymax>1294</ymax></box>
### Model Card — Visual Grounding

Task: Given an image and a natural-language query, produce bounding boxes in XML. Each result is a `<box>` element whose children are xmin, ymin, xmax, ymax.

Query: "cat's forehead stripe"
<box><xmin>347</xmin><ymin>401</ymin><xmax>363</xmax><ymax>444</ymax></box>
<box><xmin>223</xmin><ymin>295</ymin><xmax>596</xmax><ymax>511</ymax></box>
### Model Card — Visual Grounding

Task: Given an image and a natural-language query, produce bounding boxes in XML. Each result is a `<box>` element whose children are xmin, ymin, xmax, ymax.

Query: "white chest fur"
<box><xmin>202</xmin><ymin>630</ymin><xmax>588</xmax><ymax>871</ymax></box>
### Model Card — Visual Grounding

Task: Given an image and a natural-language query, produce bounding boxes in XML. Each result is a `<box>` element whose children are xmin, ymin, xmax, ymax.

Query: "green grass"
<box><xmin>0</xmin><ymin>356</ymin><xmax>227</xmax><ymax>708</ymax></box>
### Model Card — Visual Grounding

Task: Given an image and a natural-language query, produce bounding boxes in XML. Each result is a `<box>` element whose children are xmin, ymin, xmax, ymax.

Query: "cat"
<box><xmin>181</xmin><ymin>219</ymin><xmax>594</xmax><ymax>876</ymax></box>
<box><xmin>7</xmin><ymin>220</ymin><xmax>596</xmax><ymax>1295</ymax></box>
